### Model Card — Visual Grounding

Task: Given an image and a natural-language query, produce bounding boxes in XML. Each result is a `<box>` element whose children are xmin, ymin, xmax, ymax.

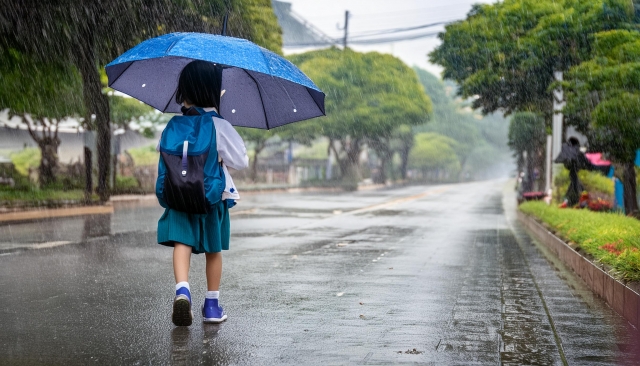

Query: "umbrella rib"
<box><xmin>162</xmin><ymin>88</ymin><xmax>178</xmax><ymax>113</ymax></box>
<box><xmin>305</xmin><ymin>87</ymin><xmax>326</xmax><ymax>116</ymax></box>
<box><xmin>243</xmin><ymin>69</ymin><xmax>271</xmax><ymax>130</ymax></box>
<box><xmin>107</xmin><ymin>62</ymin><xmax>134</xmax><ymax>87</ymax></box>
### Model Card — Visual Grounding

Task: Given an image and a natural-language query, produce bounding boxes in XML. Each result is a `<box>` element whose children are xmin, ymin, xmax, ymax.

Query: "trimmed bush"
<box><xmin>520</xmin><ymin>201</ymin><xmax>640</xmax><ymax>282</ymax></box>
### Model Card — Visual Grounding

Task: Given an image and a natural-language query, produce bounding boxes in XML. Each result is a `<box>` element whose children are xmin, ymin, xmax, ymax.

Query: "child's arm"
<box><xmin>213</xmin><ymin>118</ymin><xmax>249</xmax><ymax>171</ymax></box>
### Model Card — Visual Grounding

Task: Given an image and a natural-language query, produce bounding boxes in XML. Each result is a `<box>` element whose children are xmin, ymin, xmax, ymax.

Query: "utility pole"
<box><xmin>337</xmin><ymin>10</ymin><xmax>350</xmax><ymax>49</ymax></box>
<box><xmin>549</xmin><ymin>71</ymin><xmax>565</xmax><ymax>202</ymax></box>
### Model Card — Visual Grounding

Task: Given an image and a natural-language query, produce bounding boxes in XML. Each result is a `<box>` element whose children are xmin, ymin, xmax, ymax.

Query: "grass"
<box><xmin>555</xmin><ymin>167</ymin><xmax>614</xmax><ymax>197</ymax></box>
<box><xmin>520</xmin><ymin>201</ymin><xmax>640</xmax><ymax>282</ymax></box>
<box><xmin>9</xmin><ymin>148</ymin><xmax>40</xmax><ymax>176</ymax></box>
<box><xmin>0</xmin><ymin>188</ymin><xmax>101</xmax><ymax>208</ymax></box>
<box><xmin>127</xmin><ymin>145</ymin><xmax>158</xmax><ymax>166</ymax></box>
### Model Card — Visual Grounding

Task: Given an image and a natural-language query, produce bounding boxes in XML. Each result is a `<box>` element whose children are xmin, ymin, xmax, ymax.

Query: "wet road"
<box><xmin>1</xmin><ymin>180</ymin><xmax>639</xmax><ymax>365</ymax></box>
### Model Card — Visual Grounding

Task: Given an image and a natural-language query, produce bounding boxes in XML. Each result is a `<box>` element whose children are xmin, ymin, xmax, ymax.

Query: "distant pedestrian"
<box><xmin>555</xmin><ymin>137</ymin><xmax>607</xmax><ymax>207</ymax></box>
<box><xmin>155</xmin><ymin>60</ymin><xmax>249</xmax><ymax>326</ymax></box>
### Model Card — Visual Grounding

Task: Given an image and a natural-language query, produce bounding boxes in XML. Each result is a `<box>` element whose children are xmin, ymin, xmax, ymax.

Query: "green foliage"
<box><xmin>295</xmin><ymin>139</ymin><xmax>329</xmax><ymax>160</ymax></box>
<box><xmin>0</xmin><ymin>189</ymin><xmax>94</xmax><ymax>207</ymax></box>
<box><xmin>235</xmin><ymin>0</ymin><xmax>283</xmax><ymax>54</ymax></box>
<box><xmin>9</xmin><ymin>148</ymin><xmax>40</xmax><ymax>177</ymax></box>
<box><xmin>413</xmin><ymin>67</ymin><xmax>510</xmax><ymax>179</ymax></box>
<box><xmin>109</xmin><ymin>95</ymin><xmax>154</xmax><ymax>127</ymax></box>
<box><xmin>408</xmin><ymin>133</ymin><xmax>460</xmax><ymax>172</ymax></box>
<box><xmin>520</xmin><ymin>201</ymin><xmax>640</xmax><ymax>281</ymax></box>
<box><xmin>0</xmin><ymin>48</ymin><xmax>84</xmax><ymax>119</ymax></box>
<box><xmin>289</xmin><ymin>48</ymin><xmax>431</xmax><ymax>142</ymax></box>
<box><xmin>127</xmin><ymin>145</ymin><xmax>159</xmax><ymax>166</ymax></box>
<box><xmin>288</xmin><ymin>48</ymin><xmax>431</xmax><ymax>182</ymax></box>
<box><xmin>114</xmin><ymin>175</ymin><xmax>139</xmax><ymax>191</ymax></box>
<box><xmin>430</xmin><ymin>0</ymin><xmax>634</xmax><ymax>120</ymax></box>
<box><xmin>0</xmin><ymin>0</ymin><xmax>284</xmax><ymax>199</ymax></box>
<box><xmin>564</xmin><ymin>29</ymin><xmax>640</xmax><ymax>163</ymax></box>
<box><xmin>508</xmin><ymin>112</ymin><xmax>546</xmax><ymax>156</ymax></box>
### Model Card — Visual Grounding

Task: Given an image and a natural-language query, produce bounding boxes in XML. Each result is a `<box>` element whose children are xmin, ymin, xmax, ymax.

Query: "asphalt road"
<box><xmin>0</xmin><ymin>180</ymin><xmax>638</xmax><ymax>365</ymax></box>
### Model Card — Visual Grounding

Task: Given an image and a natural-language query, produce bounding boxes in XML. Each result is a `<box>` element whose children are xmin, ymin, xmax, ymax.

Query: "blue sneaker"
<box><xmin>172</xmin><ymin>287</ymin><xmax>193</xmax><ymax>326</ymax></box>
<box><xmin>202</xmin><ymin>298</ymin><xmax>227</xmax><ymax>323</ymax></box>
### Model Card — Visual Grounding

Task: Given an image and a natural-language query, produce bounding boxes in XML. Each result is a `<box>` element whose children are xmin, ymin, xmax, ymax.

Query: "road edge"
<box><xmin>517</xmin><ymin>210</ymin><xmax>640</xmax><ymax>329</ymax></box>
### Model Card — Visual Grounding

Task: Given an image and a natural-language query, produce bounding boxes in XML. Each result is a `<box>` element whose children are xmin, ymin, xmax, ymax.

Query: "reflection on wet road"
<box><xmin>0</xmin><ymin>180</ymin><xmax>638</xmax><ymax>364</ymax></box>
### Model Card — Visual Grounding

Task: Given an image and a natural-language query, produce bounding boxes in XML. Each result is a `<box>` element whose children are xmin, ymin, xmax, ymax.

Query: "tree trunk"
<box><xmin>523</xmin><ymin>149</ymin><xmax>535</xmax><ymax>192</ymax></box>
<box><xmin>331</xmin><ymin>138</ymin><xmax>361</xmax><ymax>190</ymax></box>
<box><xmin>84</xmin><ymin>146</ymin><xmax>93</xmax><ymax>202</ymax></box>
<box><xmin>38</xmin><ymin>138</ymin><xmax>60</xmax><ymax>187</ymax></box>
<box><xmin>76</xmin><ymin>33</ymin><xmax>111</xmax><ymax>202</ymax></box>
<box><xmin>399</xmin><ymin>145</ymin><xmax>410</xmax><ymax>180</ymax></box>
<box><xmin>457</xmin><ymin>155</ymin><xmax>468</xmax><ymax>182</ymax></box>
<box><xmin>375</xmin><ymin>154</ymin><xmax>388</xmax><ymax>184</ymax></box>
<box><xmin>250</xmin><ymin>141</ymin><xmax>265</xmax><ymax>183</ymax></box>
<box><xmin>622</xmin><ymin>160</ymin><xmax>639</xmax><ymax>216</ymax></box>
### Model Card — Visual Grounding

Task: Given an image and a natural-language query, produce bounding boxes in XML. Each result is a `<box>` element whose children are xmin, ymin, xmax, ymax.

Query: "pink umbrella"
<box><xmin>585</xmin><ymin>153</ymin><xmax>611</xmax><ymax>166</ymax></box>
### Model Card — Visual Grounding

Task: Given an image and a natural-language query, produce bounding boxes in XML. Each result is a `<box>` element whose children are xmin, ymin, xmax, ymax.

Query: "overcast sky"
<box><xmin>283</xmin><ymin>0</ymin><xmax>494</xmax><ymax>77</ymax></box>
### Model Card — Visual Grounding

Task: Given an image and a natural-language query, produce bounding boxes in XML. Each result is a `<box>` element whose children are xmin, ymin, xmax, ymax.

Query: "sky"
<box><xmin>282</xmin><ymin>0</ymin><xmax>494</xmax><ymax>77</ymax></box>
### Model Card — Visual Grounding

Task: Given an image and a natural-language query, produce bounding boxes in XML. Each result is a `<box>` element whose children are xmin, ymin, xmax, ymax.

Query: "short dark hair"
<box><xmin>175</xmin><ymin>60</ymin><xmax>223</xmax><ymax>109</ymax></box>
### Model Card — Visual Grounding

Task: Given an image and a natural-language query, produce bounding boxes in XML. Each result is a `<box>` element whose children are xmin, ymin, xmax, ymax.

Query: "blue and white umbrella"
<box><xmin>106</xmin><ymin>32</ymin><xmax>325</xmax><ymax>129</ymax></box>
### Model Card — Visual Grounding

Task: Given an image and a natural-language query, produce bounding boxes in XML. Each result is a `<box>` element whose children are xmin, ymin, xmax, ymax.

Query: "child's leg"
<box><xmin>205</xmin><ymin>252</ymin><xmax>222</xmax><ymax>291</ymax></box>
<box><xmin>173</xmin><ymin>243</ymin><xmax>192</xmax><ymax>283</ymax></box>
<box><xmin>172</xmin><ymin>243</ymin><xmax>193</xmax><ymax>326</ymax></box>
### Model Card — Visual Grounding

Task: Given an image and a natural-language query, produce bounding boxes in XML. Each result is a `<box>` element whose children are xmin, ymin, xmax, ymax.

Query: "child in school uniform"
<box><xmin>156</xmin><ymin>60</ymin><xmax>248</xmax><ymax>326</ymax></box>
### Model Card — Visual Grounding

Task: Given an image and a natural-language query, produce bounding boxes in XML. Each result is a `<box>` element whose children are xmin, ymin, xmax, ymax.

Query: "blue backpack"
<box><xmin>156</xmin><ymin>107</ymin><xmax>225</xmax><ymax>214</ymax></box>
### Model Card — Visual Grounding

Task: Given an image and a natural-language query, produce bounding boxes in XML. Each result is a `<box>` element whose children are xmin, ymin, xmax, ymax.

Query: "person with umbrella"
<box><xmin>159</xmin><ymin>60</ymin><xmax>248</xmax><ymax>326</ymax></box>
<box><xmin>106</xmin><ymin>32</ymin><xmax>325</xmax><ymax>327</ymax></box>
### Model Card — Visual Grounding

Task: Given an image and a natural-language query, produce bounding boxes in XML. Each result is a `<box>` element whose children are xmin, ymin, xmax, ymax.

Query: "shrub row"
<box><xmin>520</xmin><ymin>201</ymin><xmax>640</xmax><ymax>282</ymax></box>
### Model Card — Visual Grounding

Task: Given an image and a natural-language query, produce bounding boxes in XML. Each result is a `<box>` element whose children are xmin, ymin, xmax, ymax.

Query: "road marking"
<box><xmin>347</xmin><ymin>186</ymin><xmax>450</xmax><ymax>215</ymax></box>
<box><xmin>230</xmin><ymin>208</ymin><xmax>258</xmax><ymax>217</ymax></box>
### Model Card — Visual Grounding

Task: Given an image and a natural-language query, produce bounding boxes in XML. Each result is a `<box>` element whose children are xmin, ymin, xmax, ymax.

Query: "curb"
<box><xmin>0</xmin><ymin>205</ymin><xmax>114</xmax><ymax>224</ymax></box>
<box><xmin>517</xmin><ymin>210</ymin><xmax>640</xmax><ymax>328</ymax></box>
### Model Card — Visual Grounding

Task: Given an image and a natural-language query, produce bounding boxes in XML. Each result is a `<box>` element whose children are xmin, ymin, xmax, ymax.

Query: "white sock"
<box><xmin>206</xmin><ymin>291</ymin><xmax>219</xmax><ymax>299</ymax></box>
<box><xmin>176</xmin><ymin>281</ymin><xmax>190</xmax><ymax>292</ymax></box>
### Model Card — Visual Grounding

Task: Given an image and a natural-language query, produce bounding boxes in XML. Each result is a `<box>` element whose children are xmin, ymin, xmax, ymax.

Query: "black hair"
<box><xmin>175</xmin><ymin>60</ymin><xmax>223</xmax><ymax>110</ymax></box>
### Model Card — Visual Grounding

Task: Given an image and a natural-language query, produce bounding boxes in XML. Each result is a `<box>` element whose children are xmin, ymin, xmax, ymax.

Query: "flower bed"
<box><xmin>520</xmin><ymin>201</ymin><xmax>640</xmax><ymax>282</ymax></box>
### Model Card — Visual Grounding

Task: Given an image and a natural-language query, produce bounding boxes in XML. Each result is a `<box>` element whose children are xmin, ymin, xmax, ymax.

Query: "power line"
<box><xmin>349</xmin><ymin>31</ymin><xmax>443</xmax><ymax>45</ymax></box>
<box><xmin>283</xmin><ymin>22</ymin><xmax>451</xmax><ymax>47</ymax></box>
<box><xmin>348</xmin><ymin>21</ymin><xmax>452</xmax><ymax>39</ymax></box>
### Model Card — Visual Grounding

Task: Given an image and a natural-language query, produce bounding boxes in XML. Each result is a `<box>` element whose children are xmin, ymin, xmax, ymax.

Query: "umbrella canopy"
<box><xmin>106</xmin><ymin>32</ymin><xmax>325</xmax><ymax>129</ymax></box>
<box><xmin>585</xmin><ymin>152</ymin><xmax>611</xmax><ymax>167</ymax></box>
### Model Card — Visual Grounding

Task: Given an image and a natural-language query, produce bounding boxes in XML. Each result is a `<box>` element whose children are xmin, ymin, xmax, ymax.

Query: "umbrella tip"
<box><xmin>221</xmin><ymin>13</ymin><xmax>229</xmax><ymax>36</ymax></box>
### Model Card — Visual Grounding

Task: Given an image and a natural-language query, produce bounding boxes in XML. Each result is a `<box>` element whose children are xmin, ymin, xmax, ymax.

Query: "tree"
<box><xmin>289</xmin><ymin>48</ymin><xmax>432</xmax><ymax>186</ymax></box>
<box><xmin>0</xmin><ymin>0</ymin><xmax>282</xmax><ymax>201</ymax></box>
<box><xmin>408</xmin><ymin>133</ymin><xmax>460</xmax><ymax>181</ymax></box>
<box><xmin>429</xmin><ymin>0</ymin><xmax>633</xmax><ymax>123</ymax></box>
<box><xmin>236</xmin><ymin>128</ymin><xmax>275</xmax><ymax>182</ymax></box>
<box><xmin>0</xmin><ymin>48</ymin><xmax>84</xmax><ymax>186</ymax></box>
<box><xmin>413</xmin><ymin>67</ymin><xmax>480</xmax><ymax>178</ymax></box>
<box><xmin>563</xmin><ymin>29</ymin><xmax>640</xmax><ymax>214</ymax></box>
<box><xmin>508</xmin><ymin>112</ymin><xmax>546</xmax><ymax>192</ymax></box>
<box><xmin>391</xmin><ymin>125</ymin><xmax>414</xmax><ymax>180</ymax></box>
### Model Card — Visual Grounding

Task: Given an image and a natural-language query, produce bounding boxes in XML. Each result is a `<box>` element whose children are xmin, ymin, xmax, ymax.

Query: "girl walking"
<box><xmin>155</xmin><ymin>60</ymin><xmax>248</xmax><ymax>326</ymax></box>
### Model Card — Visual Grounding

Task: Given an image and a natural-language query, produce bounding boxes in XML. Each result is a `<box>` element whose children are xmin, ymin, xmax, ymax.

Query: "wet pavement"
<box><xmin>0</xmin><ymin>180</ymin><xmax>638</xmax><ymax>365</ymax></box>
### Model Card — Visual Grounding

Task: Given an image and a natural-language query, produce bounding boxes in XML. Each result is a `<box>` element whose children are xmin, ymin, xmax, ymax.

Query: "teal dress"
<box><xmin>157</xmin><ymin>202</ymin><xmax>230</xmax><ymax>254</ymax></box>
<box><xmin>156</xmin><ymin>108</ymin><xmax>231</xmax><ymax>254</ymax></box>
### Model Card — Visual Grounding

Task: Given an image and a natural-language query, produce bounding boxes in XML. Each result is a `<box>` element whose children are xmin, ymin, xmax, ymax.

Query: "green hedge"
<box><xmin>127</xmin><ymin>145</ymin><xmax>158</xmax><ymax>166</ymax></box>
<box><xmin>520</xmin><ymin>201</ymin><xmax>640</xmax><ymax>282</ymax></box>
<box><xmin>554</xmin><ymin>167</ymin><xmax>614</xmax><ymax>197</ymax></box>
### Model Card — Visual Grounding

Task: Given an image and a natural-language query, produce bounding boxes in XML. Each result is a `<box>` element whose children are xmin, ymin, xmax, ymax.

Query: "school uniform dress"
<box><xmin>157</xmin><ymin>107</ymin><xmax>249</xmax><ymax>254</ymax></box>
